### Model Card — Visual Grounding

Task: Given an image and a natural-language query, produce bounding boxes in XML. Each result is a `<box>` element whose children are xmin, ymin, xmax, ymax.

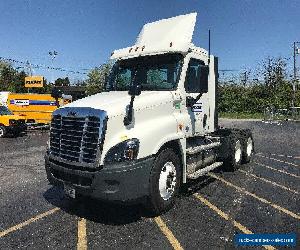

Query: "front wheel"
<box><xmin>0</xmin><ymin>126</ymin><xmax>7</xmax><ymax>138</ymax></box>
<box><xmin>148</xmin><ymin>148</ymin><xmax>181</xmax><ymax>215</ymax></box>
<box><xmin>224</xmin><ymin>132</ymin><xmax>242</xmax><ymax>171</ymax></box>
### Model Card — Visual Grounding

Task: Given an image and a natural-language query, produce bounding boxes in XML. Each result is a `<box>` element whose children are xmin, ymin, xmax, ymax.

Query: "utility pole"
<box><xmin>241</xmin><ymin>71</ymin><xmax>248</xmax><ymax>86</ymax></box>
<box><xmin>25</xmin><ymin>60</ymin><xmax>33</xmax><ymax>93</ymax></box>
<box><xmin>293</xmin><ymin>42</ymin><xmax>299</xmax><ymax>107</ymax></box>
<box><xmin>268</xmin><ymin>57</ymin><xmax>271</xmax><ymax>88</ymax></box>
<box><xmin>25</xmin><ymin>60</ymin><xmax>33</xmax><ymax>76</ymax></box>
<box><xmin>48</xmin><ymin>50</ymin><xmax>58</xmax><ymax>84</ymax></box>
<box><xmin>243</xmin><ymin>71</ymin><xmax>247</xmax><ymax>87</ymax></box>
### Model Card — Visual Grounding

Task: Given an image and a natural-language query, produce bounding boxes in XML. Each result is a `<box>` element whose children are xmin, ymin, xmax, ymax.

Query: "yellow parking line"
<box><xmin>0</xmin><ymin>207</ymin><xmax>60</xmax><ymax>238</ymax></box>
<box><xmin>77</xmin><ymin>218</ymin><xmax>87</xmax><ymax>250</ymax></box>
<box><xmin>254</xmin><ymin>162</ymin><xmax>300</xmax><ymax>179</ymax></box>
<box><xmin>208</xmin><ymin>173</ymin><xmax>300</xmax><ymax>220</ymax></box>
<box><xmin>193</xmin><ymin>193</ymin><xmax>275</xmax><ymax>250</ymax></box>
<box><xmin>154</xmin><ymin>216</ymin><xmax>183</xmax><ymax>250</ymax></box>
<box><xmin>256</xmin><ymin>154</ymin><xmax>299</xmax><ymax>167</ymax></box>
<box><xmin>238</xmin><ymin>169</ymin><xmax>299</xmax><ymax>195</ymax></box>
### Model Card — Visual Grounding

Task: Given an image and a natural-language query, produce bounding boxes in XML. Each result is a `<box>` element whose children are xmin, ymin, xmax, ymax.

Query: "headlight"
<box><xmin>104</xmin><ymin>138</ymin><xmax>140</xmax><ymax>164</ymax></box>
<box><xmin>9</xmin><ymin>119</ymin><xmax>16</xmax><ymax>126</ymax></box>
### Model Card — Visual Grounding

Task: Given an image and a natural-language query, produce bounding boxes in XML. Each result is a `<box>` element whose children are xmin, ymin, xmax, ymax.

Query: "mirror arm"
<box><xmin>194</xmin><ymin>92</ymin><xmax>203</xmax><ymax>104</ymax></box>
<box><xmin>187</xmin><ymin>92</ymin><xmax>203</xmax><ymax>107</ymax></box>
<box><xmin>123</xmin><ymin>95</ymin><xmax>135</xmax><ymax>126</ymax></box>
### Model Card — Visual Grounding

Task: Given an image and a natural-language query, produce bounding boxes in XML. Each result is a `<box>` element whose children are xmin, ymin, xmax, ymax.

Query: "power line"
<box><xmin>0</xmin><ymin>56</ymin><xmax>90</xmax><ymax>75</ymax></box>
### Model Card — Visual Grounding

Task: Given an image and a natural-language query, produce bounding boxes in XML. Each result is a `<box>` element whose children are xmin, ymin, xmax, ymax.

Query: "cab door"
<box><xmin>184</xmin><ymin>58</ymin><xmax>209</xmax><ymax>135</ymax></box>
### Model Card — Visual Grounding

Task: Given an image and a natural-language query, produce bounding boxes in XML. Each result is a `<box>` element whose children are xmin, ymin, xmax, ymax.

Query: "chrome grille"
<box><xmin>50</xmin><ymin>114</ymin><xmax>102</xmax><ymax>164</ymax></box>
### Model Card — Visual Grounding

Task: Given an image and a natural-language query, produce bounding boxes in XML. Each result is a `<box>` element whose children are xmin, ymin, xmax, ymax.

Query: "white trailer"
<box><xmin>45</xmin><ymin>13</ymin><xmax>254</xmax><ymax>214</ymax></box>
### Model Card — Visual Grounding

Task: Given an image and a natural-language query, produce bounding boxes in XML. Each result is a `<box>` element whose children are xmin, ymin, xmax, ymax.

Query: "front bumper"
<box><xmin>45</xmin><ymin>153</ymin><xmax>155</xmax><ymax>202</ymax></box>
<box><xmin>6</xmin><ymin>124</ymin><xmax>27</xmax><ymax>134</ymax></box>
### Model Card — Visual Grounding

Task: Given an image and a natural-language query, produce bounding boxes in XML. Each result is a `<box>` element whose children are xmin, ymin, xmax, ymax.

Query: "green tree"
<box><xmin>0</xmin><ymin>61</ymin><xmax>16</xmax><ymax>91</ymax></box>
<box><xmin>55</xmin><ymin>77</ymin><xmax>70</xmax><ymax>87</ymax></box>
<box><xmin>0</xmin><ymin>60</ymin><xmax>54</xmax><ymax>94</ymax></box>
<box><xmin>14</xmin><ymin>71</ymin><xmax>27</xmax><ymax>93</ymax></box>
<box><xmin>261</xmin><ymin>57</ymin><xmax>287</xmax><ymax>88</ymax></box>
<box><xmin>86</xmin><ymin>63</ymin><xmax>112</xmax><ymax>95</ymax></box>
<box><xmin>34</xmin><ymin>79</ymin><xmax>52</xmax><ymax>94</ymax></box>
<box><xmin>74</xmin><ymin>79</ymin><xmax>86</xmax><ymax>86</ymax></box>
<box><xmin>0</xmin><ymin>60</ymin><xmax>28</xmax><ymax>93</ymax></box>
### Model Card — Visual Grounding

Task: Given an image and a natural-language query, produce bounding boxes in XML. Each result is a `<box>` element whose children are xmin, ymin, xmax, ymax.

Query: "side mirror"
<box><xmin>186</xmin><ymin>96</ymin><xmax>195</xmax><ymax>107</ymax></box>
<box><xmin>51</xmin><ymin>88</ymin><xmax>62</xmax><ymax>99</ymax></box>
<box><xmin>128</xmin><ymin>84</ymin><xmax>141</xmax><ymax>96</ymax></box>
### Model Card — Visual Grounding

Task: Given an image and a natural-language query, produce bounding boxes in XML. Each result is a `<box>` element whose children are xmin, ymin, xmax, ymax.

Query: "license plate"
<box><xmin>64</xmin><ymin>184</ymin><xmax>76</xmax><ymax>198</ymax></box>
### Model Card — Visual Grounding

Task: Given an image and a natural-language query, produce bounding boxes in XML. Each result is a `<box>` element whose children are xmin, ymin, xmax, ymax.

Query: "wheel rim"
<box><xmin>246</xmin><ymin>137</ymin><xmax>253</xmax><ymax>157</ymax></box>
<box><xmin>159</xmin><ymin>162</ymin><xmax>177</xmax><ymax>201</ymax></box>
<box><xmin>0</xmin><ymin>128</ymin><xmax>4</xmax><ymax>137</ymax></box>
<box><xmin>234</xmin><ymin>140</ymin><xmax>242</xmax><ymax>163</ymax></box>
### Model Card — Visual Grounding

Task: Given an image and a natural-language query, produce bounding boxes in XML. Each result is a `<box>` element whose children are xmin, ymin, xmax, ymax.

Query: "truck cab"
<box><xmin>45</xmin><ymin>13</ymin><xmax>254</xmax><ymax>214</ymax></box>
<box><xmin>0</xmin><ymin>105</ymin><xmax>26</xmax><ymax>137</ymax></box>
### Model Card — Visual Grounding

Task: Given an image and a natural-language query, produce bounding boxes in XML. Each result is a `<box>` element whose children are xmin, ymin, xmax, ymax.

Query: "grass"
<box><xmin>219</xmin><ymin>112</ymin><xmax>264</xmax><ymax>119</ymax></box>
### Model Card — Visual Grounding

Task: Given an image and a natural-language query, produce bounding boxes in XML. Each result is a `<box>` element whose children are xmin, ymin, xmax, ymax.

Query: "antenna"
<box><xmin>208</xmin><ymin>29</ymin><xmax>211</xmax><ymax>65</ymax></box>
<box><xmin>26</xmin><ymin>60</ymin><xmax>33</xmax><ymax>76</ymax></box>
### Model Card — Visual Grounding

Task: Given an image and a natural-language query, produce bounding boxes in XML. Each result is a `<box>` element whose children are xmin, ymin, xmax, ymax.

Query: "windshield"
<box><xmin>0</xmin><ymin>106</ymin><xmax>13</xmax><ymax>115</ymax></box>
<box><xmin>107</xmin><ymin>53</ymin><xmax>183</xmax><ymax>91</ymax></box>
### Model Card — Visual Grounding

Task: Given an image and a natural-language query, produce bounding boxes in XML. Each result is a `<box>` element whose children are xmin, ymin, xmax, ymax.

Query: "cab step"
<box><xmin>186</xmin><ymin>142</ymin><xmax>221</xmax><ymax>155</ymax></box>
<box><xmin>187</xmin><ymin>161</ymin><xmax>223</xmax><ymax>179</ymax></box>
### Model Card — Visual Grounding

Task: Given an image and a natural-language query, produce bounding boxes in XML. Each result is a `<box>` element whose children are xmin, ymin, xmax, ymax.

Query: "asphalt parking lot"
<box><xmin>0</xmin><ymin>119</ymin><xmax>299</xmax><ymax>249</ymax></box>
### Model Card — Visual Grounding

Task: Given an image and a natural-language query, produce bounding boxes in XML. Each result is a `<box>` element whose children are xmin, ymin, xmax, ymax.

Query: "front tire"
<box><xmin>0</xmin><ymin>126</ymin><xmax>7</xmax><ymax>138</ymax></box>
<box><xmin>224</xmin><ymin>132</ymin><xmax>242</xmax><ymax>171</ymax></box>
<box><xmin>148</xmin><ymin>148</ymin><xmax>181</xmax><ymax>215</ymax></box>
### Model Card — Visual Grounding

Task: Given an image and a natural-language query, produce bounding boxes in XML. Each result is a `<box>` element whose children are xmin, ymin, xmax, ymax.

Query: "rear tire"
<box><xmin>241</xmin><ymin>130</ymin><xmax>254</xmax><ymax>163</ymax></box>
<box><xmin>224</xmin><ymin>132</ymin><xmax>242</xmax><ymax>171</ymax></box>
<box><xmin>0</xmin><ymin>126</ymin><xmax>7</xmax><ymax>138</ymax></box>
<box><xmin>148</xmin><ymin>148</ymin><xmax>181</xmax><ymax>215</ymax></box>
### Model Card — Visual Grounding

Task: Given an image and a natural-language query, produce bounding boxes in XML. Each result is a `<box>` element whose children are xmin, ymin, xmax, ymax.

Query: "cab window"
<box><xmin>108</xmin><ymin>53</ymin><xmax>183</xmax><ymax>91</ymax></box>
<box><xmin>184</xmin><ymin>58</ymin><xmax>208</xmax><ymax>93</ymax></box>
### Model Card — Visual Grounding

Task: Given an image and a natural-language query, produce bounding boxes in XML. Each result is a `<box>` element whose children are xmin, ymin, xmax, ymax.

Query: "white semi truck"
<box><xmin>45</xmin><ymin>13</ymin><xmax>254</xmax><ymax>214</ymax></box>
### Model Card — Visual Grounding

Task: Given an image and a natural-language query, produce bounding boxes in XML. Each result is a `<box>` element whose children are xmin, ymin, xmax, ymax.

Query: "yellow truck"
<box><xmin>0</xmin><ymin>92</ymin><xmax>72</xmax><ymax>125</ymax></box>
<box><xmin>0</xmin><ymin>105</ymin><xmax>26</xmax><ymax>137</ymax></box>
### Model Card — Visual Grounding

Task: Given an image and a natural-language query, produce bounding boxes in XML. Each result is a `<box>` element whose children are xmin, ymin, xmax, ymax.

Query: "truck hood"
<box><xmin>64</xmin><ymin>91</ymin><xmax>174</xmax><ymax>117</ymax></box>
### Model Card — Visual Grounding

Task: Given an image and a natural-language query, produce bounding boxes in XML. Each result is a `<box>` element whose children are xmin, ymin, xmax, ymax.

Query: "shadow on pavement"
<box><xmin>181</xmin><ymin>175</ymin><xmax>216</xmax><ymax>196</ymax></box>
<box><xmin>43</xmin><ymin>186</ymin><xmax>152</xmax><ymax>225</ymax></box>
<box><xmin>43</xmin><ymin>172</ymin><xmax>220</xmax><ymax>225</ymax></box>
<box><xmin>2</xmin><ymin>131</ymin><xmax>27</xmax><ymax>138</ymax></box>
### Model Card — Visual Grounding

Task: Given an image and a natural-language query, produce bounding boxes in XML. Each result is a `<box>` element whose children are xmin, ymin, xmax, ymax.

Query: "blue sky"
<box><xmin>0</xmin><ymin>0</ymin><xmax>299</xmax><ymax>83</ymax></box>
